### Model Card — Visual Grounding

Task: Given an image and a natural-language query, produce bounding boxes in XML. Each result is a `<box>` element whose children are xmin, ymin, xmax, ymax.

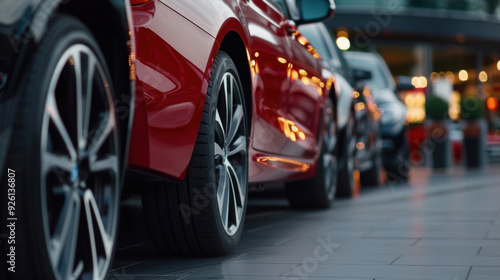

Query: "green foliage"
<box><xmin>425</xmin><ymin>96</ymin><xmax>449</xmax><ymax>121</ymax></box>
<box><xmin>460</xmin><ymin>96</ymin><xmax>484</xmax><ymax>121</ymax></box>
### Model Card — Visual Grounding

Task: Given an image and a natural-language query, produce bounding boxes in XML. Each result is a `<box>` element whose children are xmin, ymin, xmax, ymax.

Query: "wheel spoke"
<box><xmin>46</xmin><ymin>94</ymin><xmax>77</xmax><ymax>159</ymax></box>
<box><xmin>88</xmin><ymin>112</ymin><xmax>115</xmax><ymax>156</ymax></box>
<box><xmin>216</xmin><ymin>165</ymin><xmax>229</xmax><ymax>229</ymax></box>
<box><xmin>215</xmin><ymin>109</ymin><xmax>225</xmax><ymax>145</ymax></box>
<box><xmin>72</xmin><ymin>50</ymin><xmax>85</xmax><ymax>151</ymax></box>
<box><xmin>82</xmin><ymin>54</ymin><xmax>96</xmax><ymax>150</ymax></box>
<box><xmin>89</xmin><ymin>155</ymin><xmax>118</xmax><ymax>173</ymax></box>
<box><xmin>227</xmin><ymin>162</ymin><xmax>245</xmax><ymax>209</ymax></box>
<box><xmin>227</xmin><ymin>105</ymin><xmax>243</xmax><ymax>145</ymax></box>
<box><xmin>42</xmin><ymin>152</ymin><xmax>74</xmax><ymax>176</ymax></box>
<box><xmin>227</xmin><ymin>136</ymin><xmax>246</xmax><ymax>157</ymax></box>
<box><xmin>83</xmin><ymin>189</ymin><xmax>114</xmax><ymax>278</ymax></box>
<box><xmin>214</xmin><ymin>142</ymin><xmax>224</xmax><ymax>158</ymax></box>
<box><xmin>229</xmin><ymin>177</ymin><xmax>241</xmax><ymax>227</ymax></box>
<box><xmin>223</xmin><ymin>74</ymin><xmax>233</xmax><ymax>136</ymax></box>
<box><xmin>51</xmin><ymin>193</ymin><xmax>81</xmax><ymax>280</ymax></box>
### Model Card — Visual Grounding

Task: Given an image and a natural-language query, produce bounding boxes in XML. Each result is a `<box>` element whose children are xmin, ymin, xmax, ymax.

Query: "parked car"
<box><xmin>128</xmin><ymin>0</ymin><xmax>337</xmax><ymax>257</ymax></box>
<box><xmin>298</xmin><ymin>23</ymin><xmax>382</xmax><ymax>193</ymax></box>
<box><xmin>344</xmin><ymin>51</ymin><xmax>411</xmax><ymax>182</ymax></box>
<box><xmin>0</xmin><ymin>1</ymin><xmax>134</xmax><ymax>279</ymax></box>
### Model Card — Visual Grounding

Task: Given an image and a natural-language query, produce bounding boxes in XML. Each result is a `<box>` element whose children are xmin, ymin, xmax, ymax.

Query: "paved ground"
<box><xmin>110</xmin><ymin>165</ymin><xmax>500</xmax><ymax>280</ymax></box>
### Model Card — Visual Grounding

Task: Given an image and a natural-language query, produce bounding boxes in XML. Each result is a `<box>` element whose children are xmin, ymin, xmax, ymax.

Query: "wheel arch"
<box><xmin>218</xmin><ymin>31</ymin><xmax>253</xmax><ymax>135</ymax></box>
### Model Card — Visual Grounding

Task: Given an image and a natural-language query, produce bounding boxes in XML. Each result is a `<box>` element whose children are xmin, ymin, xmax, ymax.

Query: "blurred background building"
<box><xmin>326</xmin><ymin>0</ymin><xmax>500</xmax><ymax>164</ymax></box>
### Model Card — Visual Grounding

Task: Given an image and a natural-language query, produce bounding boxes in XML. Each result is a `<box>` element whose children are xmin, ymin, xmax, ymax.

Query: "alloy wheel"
<box><xmin>40</xmin><ymin>44</ymin><xmax>119</xmax><ymax>280</ymax></box>
<box><xmin>322</xmin><ymin>100</ymin><xmax>337</xmax><ymax>201</ymax></box>
<box><xmin>214</xmin><ymin>72</ymin><xmax>247</xmax><ymax>236</ymax></box>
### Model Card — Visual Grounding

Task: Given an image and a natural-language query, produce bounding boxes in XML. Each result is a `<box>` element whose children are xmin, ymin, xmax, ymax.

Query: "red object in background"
<box><xmin>452</xmin><ymin>139</ymin><xmax>463</xmax><ymax>164</ymax></box>
<box><xmin>128</xmin><ymin>0</ymin><xmax>333</xmax><ymax>183</ymax></box>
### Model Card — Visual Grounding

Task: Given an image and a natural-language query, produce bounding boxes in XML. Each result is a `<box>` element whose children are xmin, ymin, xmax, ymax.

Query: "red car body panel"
<box><xmin>128</xmin><ymin>0</ymin><xmax>332</xmax><ymax>183</ymax></box>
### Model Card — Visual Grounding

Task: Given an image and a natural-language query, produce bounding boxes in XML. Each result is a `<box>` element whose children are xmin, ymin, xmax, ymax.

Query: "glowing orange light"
<box><xmin>257</xmin><ymin>157</ymin><xmax>310</xmax><ymax>172</ymax></box>
<box><xmin>353</xmin><ymin>91</ymin><xmax>360</xmax><ymax>98</ymax></box>
<box><xmin>297</xmin><ymin>35</ymin><xmax>308</xmax><ymax>46</ymax></box>
<box><xmin>278</xmin><ymin>117</ymin><xmax>307</xmax><ymax>142</ymax></box>
<box><xmin>277</xmin><ymin>57</ymin><xmax>287</xmax><ymax>64</ymax></box>
<box><xmin>487</xmin><ymin>97</ymin><xmax>499</xmax><ymax>111</ymax></box>
<box><xmin>354</xmin><ymin>102</ymin><xmax>366</xmax><ymax>111</ymax></box>
<box><xmin>298</xmin><ymin>132</ymin><xmax>306</xmax><ymax>140</ymax></box>
<box><xmin>356</xmin><ymin>142</ymin><xmax>365</xmax><ymax>150</ymax></box>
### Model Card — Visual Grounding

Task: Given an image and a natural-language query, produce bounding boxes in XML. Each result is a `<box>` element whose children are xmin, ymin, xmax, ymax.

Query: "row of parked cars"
<box><xmin>0</xmin><ymin>0</ymin><xmax>411</xmax><ymax>279</ymax></box>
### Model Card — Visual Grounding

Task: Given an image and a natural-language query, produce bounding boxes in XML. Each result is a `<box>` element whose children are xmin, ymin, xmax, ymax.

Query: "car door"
<box><xmin>241</xmin><ymin>0</ymin><xmax>295</xmax><ymax>154</ymax></box>
<box><xmin>248</xmin><ymin>0</ymin><xmax>328</xmax><ymax>158</ymax></box>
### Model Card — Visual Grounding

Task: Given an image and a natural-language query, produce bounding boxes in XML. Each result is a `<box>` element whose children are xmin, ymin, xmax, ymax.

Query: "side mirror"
<box><xmin>291</xmin><ymin>0</ymin><xmax>336</xmax><ymax>25</ymax></box>
<box><xmin>396</xmin><ymin>76</ymin><xmax>415</xmax><ymax>91</ymax></box>
<box><xmin>352</xmin><ymin>68</ymin><xmax>373</xmax><ymax>82</ymax></box>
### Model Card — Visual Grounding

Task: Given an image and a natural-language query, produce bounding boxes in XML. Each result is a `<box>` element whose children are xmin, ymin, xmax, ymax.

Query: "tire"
<box><xmin>141</xmin><ymin>51</ymin><xmax>248</xmax><ymax>256</ymax></box>
<box><xmin>360</xmin><ymin>152</ymin><xmax>382</xmax><ymax>186</ymax></box>
<box><xmin>286</xmin><ymin>98</ymin><xmax>337</xmax><ymax>209</ymax></box>
<box><xmin>7</xmin><ymin>16</ymin><xmax>123</xmax><ymax>280</ymax></box>
<box><xmin>336</xmin><ymin>110</ymin><xmax>356</xmax><ymax>198</ymax></box>
<box><xmin>386</xmin><ymin>141</ymin><xmax>410</xmax><ymax>183</ymax></box>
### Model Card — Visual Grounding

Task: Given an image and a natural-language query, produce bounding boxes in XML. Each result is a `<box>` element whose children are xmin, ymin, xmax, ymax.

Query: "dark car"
<box><xmin>298</xmin><ymin>22</ymin><xmax>383</xmax><ymax>195</ymax></box>
<box><xmin>0</xmin><ymin>1</ymin><xmax>135</xmax><ymax>279</ymax></box>
<box><xmin>345</xmin><ymin>51</ymin><xmax>410</xmax><ymax>182</ymax></box>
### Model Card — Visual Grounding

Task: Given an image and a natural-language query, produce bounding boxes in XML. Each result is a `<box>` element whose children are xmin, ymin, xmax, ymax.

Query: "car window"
<box><xmin>347</xmin><ymin>57</ymin><xmax>390</xmax><ymax>90</ymax></box>
<box><xmin>298</xmin><ymin>25</ymin><xmax>333</xmax><ymax>60</ymax></box>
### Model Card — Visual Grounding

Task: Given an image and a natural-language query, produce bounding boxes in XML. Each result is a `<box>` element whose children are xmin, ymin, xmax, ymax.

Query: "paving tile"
<box><xmin>414</xmin><ymin>239</ymin><xmax>500</xmax><ymax>247</ymax></box>
<box><xmin>397</xmin><ymin>210</ymin><xmax>497</xmax><ymax>219</ymax></box>
<box><xmin>367</xmin><ymin>229</ymin><xmax>488</xmax><ymax>239</ymax></box>
<box><xmin>333</xmin><ymin>245</ymin><xmax>480</xmax><ymax>256</ymax></box>
<box><xmin>390</xmin><ymin>217</ymin><xmax>495</xmax><ymax>224</ymax></box>
<box><xmin>478</xmin><ymin>246</ymin><xmax>500</xmax><ymax>256</ymax></box>
<box><xmin>393</xmin><ymin>255</ymin><xmax>500</xmax><ymax>266</ymax></box>
<box><xmin>228</xmin><ymin>252</ymin><xmax>400</xmax><ymax>265</ymax></box>
<box><xmin>467</xmin><ymin>267</ymin><xmax>500</xmax><ymax>280</ymax></box>
<box><xmin>184</xmin><ymin>264</ymin><xmax>469</xmax><ymax>279</ymax></box>
<box><xmin>487</xmin><ymin>230</ymin><xmax>500</xmax><ymax>239</ymax></box>
<box><xmin>282</xmin><ymin>264</ymin><xmax>469</xmax><ymax>279</ymax></box>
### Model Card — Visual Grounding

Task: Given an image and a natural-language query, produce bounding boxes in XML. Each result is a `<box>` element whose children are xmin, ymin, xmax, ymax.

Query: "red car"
<box><xmin>128</xmin><ymin>0</ymin><xmax>337</xmax><ymax>256</ymax></box>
